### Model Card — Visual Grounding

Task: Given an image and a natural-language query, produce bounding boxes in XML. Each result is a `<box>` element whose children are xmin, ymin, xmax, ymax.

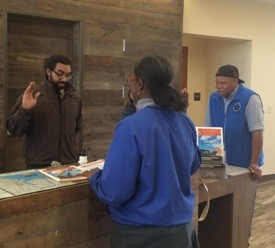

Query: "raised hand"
<box><xmin>22</xmin><ymin>82</ymin><xmax>41</xmax><ymax>110</ymax></box>
<box><xmin>181</xmin><ymin>88</ymin><xmax>189</xmax><ymax>99</ymax></box>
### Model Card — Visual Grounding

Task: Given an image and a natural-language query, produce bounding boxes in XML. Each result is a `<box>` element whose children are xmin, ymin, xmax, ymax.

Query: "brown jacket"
<box><xmin>7</xmin><ymin>79</ymin><xmax>83</xmax><ymax>166</ymax></box>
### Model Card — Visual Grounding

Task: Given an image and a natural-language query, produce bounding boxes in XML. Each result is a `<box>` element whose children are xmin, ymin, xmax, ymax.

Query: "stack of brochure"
<box><xmin>196</xmin><ymin>127</ymin><xmax>227</xmax><ymax>179</ymax></box>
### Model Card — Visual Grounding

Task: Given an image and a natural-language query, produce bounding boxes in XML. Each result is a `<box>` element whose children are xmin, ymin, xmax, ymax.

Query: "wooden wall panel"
<box><xmin>83</xmin><ymin>55</ymin><xmax>124</xmax><ymax>90</ymax></box>
<box><xmin>83</xmin><ymin>21</ymin><xmax>125</xmax><ymax>57</ymax></box>
<box><xmin>1</xmin><ymin>0</ymin><xmax>183</xmax><ymax>172</ymax></box>
<box><xmin>74</xmin><ymin>0</ymin><xmax>181</xmax><ymax>15</ymax></box>
<box><xmin>8</xmin><ymin>16</ymin><xmax>73</xmax><ymax>37</ymax></box>
<box><xmin>0</xmin><ymin>9</ymin><xmax>4</xmax><ymax>171</ymax></box>
<box><xmin>82</xmin><ymin>89</ymin><xmax>123</xmax><ymax>160</ymax></box>
<box><xmin>9</xmin><ymin>35</ymin><xmax>70</xmax><ymax>57</ymax></box>
<box><xmin>124</xmin><ymin>25</ymin><xmax>172</xmax><ymax>61</ymax></box>
<box><xmin>7</xmin><ymin>53</ymin><xmax>45</xmax><ymax>89</ymax></box>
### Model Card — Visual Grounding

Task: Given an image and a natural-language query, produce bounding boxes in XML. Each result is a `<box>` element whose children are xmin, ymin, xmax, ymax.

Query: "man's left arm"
<box><xmin>246</xmin><ymin>94</ymin><xmax>264</xmax><ymax>179</ymax></box>
<box><xmin>249</xmin><ymin>130</ymin><xmax>263</xmax><ymax>179</ymax></box>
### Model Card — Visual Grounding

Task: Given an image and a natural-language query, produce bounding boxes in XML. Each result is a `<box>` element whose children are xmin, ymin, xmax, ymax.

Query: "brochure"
<box><xmin>196</xmin><ymin>127</ymin><xmax>227</xmax><ymax>179</ymax></box>
<box><xmin>196</xmin><ymin>127</ymin><xmax>224</xmax><ymax>158</ymax></box>
<box><xmin>39</xmin><ymin>159</ymin><xmax>104</xmax><ymax>182</ymax></box>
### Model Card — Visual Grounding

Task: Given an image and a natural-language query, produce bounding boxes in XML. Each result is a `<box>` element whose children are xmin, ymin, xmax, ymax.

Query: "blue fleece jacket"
<box><xmin>90</xmin><ymin>105</ymin><xmax>201</xmax><ymax>226</ymax></box>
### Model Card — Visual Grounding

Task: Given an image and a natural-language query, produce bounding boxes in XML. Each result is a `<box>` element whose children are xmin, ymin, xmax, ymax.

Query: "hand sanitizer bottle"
<box><xmin>78</xmin><ymin>150</ymin><xmax>88</xmax><ymax>165</ymax></box>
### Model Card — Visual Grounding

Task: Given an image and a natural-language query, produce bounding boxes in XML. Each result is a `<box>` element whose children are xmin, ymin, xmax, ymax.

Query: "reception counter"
<box><xmin>0</xmin><ymin>167</ymin><xmax>256</xmax><ymax>247</ymax></box>
<box><xmin>0</xmin><ymin>170</ymin><xmax>112</xmax><ymax>247</ymax></box>
<box><xmin>198</xmin><ymin>168</ymin><xmax>257</xmax><ymax>248</ymax></box>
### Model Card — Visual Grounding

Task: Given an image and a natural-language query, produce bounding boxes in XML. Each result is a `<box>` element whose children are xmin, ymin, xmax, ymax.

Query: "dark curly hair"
<box><xmin>43</xmin><ymin>54</ymin><xmax>72</xmax><ymax>76</ymax></box>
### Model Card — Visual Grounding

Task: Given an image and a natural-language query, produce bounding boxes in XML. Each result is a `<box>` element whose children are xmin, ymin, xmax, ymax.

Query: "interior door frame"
<box><xmin>2</xmin><ymin>11</ymin><xmax>82</xmax><ymax>172</ymax></box>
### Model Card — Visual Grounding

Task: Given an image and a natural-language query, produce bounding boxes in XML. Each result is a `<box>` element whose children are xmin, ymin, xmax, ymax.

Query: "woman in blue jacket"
<box><xmin>89</xmin><ymin>55</ymin><xmax>201</xmax><ymax>248</ymax></box>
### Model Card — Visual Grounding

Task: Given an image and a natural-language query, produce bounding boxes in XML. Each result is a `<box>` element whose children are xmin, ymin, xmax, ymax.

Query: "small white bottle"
<box><xmin>78</xmin><ymin>150</ymin><xmax>88</xmax><ymax>165</ymax></box>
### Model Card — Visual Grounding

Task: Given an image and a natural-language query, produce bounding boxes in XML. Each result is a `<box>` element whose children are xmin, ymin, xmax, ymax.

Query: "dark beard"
<box><xmin>56</xmin><ymin>83</ymin><xmax>67</xmax><ymax>90</ymax></box>
<box><xmin>48</xmin><ymin>75</ymin><xmax>68</xmax><ymax>90</ymax></box>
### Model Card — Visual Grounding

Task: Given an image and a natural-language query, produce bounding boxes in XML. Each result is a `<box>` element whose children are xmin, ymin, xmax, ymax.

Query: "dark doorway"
<box><xmin>3</xmin><ymin>13</ymin><xmax>81</xmax><ymax>172</ymax></box>
<box><xmin>181</xmin><ymin>46</ymin><xmax>188</xmax><ymax>90</ymax></box>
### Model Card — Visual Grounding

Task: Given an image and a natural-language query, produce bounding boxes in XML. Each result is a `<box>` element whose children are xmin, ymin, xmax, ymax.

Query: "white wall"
<box><xmin>183</xmin><ymin>0</ymin><xmax>275</xmax><ymax>175</ymax></box>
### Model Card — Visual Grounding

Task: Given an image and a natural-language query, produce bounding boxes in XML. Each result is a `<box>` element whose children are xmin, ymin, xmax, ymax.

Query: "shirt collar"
<box><xmin>223</xmin><ymin>85</ymin><xmax>239</xmax><ymax>101</ymax></box>
<box><xmin>136</xmin><ymin>98</ymin><xmax>156</xmax><ymax>111</ymax></box>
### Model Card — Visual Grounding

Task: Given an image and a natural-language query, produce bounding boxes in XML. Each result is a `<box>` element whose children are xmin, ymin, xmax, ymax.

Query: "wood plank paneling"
<box><xmin>74</xmin><ymin>0</ymin><xmax>182</xmax><ymax>15</ymax></box>
<box><xmin>4</xmin><ymin>0</ymin><xmax>181</xmax><ymax>29</ymax></box>
<box><xmin>7</xmin><ymin>53</ymin><xmax>46</xmax><ymax>89</ymax></box>
<box><xmin>83</xmin><ymin>55</ymin><xmax>124</xmax><ymax>90</ymax></box>
<box><xmin>8</xmin><ymin>35</ymin><xmax>70</xmax><ymax>56</ymax></box>
<box><xmin>82</xmin><ymin>89</ymin><xmax>123</xmax><ymax>159</ymax></box>
<box><xmin>83</xmin><ymin>21</ymin><xmax>125</xmax><ymax>57</ymax></box>
<box><xmin>8</xmin><ymin>16</ymin><xmax>72</xmax><ymax>36</ymax></box>
<box><xmin>1</xmin><ymin>0</ymin><xmax>183</xmax><ymax>173</ymax></box>
<box><xmin>0</xmin><ymin>184</ymin><xmax>113</xmax><ymax>247</ymax></box>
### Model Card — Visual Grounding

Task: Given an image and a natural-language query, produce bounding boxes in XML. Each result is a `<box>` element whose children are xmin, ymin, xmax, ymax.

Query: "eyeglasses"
<box><xmin>127</xmin><ymin>75</ymin><xmax>139</xmax><ymax>85</ymax></box>
<box><xmin>215</xmin><ymin>81</ymin><xmax>228</xmax><ymax>87</ymax></box>
<box><xmin>52</xmin><ymin>70</ymin><xmax>73</xmax><ymax>80</ymax></box>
